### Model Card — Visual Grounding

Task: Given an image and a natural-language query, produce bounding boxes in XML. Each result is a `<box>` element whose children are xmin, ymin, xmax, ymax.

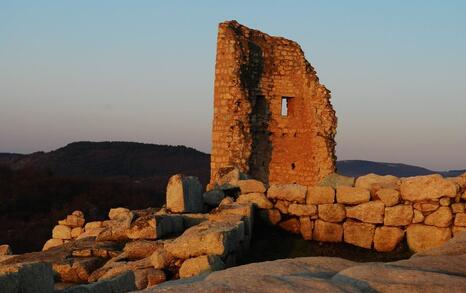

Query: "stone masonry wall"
<box><xmin>218</xmin><ymin>171</ymin><xmax>466</xmax><ymax>253</ymax></box>
<box><xmin>210</xmin><ymin>21</ymin><xmax>337</xmax><ymax>187</ymax></box>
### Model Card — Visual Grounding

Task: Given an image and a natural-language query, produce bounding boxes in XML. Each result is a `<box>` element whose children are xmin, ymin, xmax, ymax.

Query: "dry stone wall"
<box><xmin>210</xmin><ymin>20</ymin><xmax>337</xmax><ymax>187</ymax></box>
<box><xmin>216</xmin><ymin>170</ymin><xmax>466</xmax><ymax>253</ymax></box>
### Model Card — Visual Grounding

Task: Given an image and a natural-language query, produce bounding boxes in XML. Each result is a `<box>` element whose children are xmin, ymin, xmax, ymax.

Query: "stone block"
<box><xmin>52</xmin><ymin>225</ymin><xmax>72</xmax><ymax>240</ymax></box>
<box><xmin>412</xmin><ymin>209</ymin><xmax>424</xmax><ymax>223</ymax></box>
<box><xmin>267</xmin><ymin>184</ymin><xmax>307</xmax><ymax>203</ymax></box>
<box><xmin>345</xmin><ymin>200</ymin><xmax>384</xmax><ymax>224</ymax></box>
<box><xmin>318</xmin><ymin>173</ymin><xmax>355</xmax><ymax>188</ymax></box>
<box><xmin>71</xmin><ymin>227</ymin><xmax>83</xmax><ymax>239</ymax></box>
<box><xmin>336</xmin><ymin>186</ymin><xmax>370</xmax><ymax>204</ymax></box>
<box><xmin>454</xmin><ymin>213</ymin><xmax>466</xmax><ymax>227</ymax></box>
<box><xmin>400</xmin><ymin>174</ymin><xmax>458</xmax><ymax>201</ymax></box>
<box><xmin>384</xmin><ymin>205</ymin><xmax>413</xmax><ymax>226</ymax></box>
<box><xmin>375</xmin><ymin>188</ymin><xmax>400</xmax><ymax>206</ymax></box>
<box><xmin>355</xmin><ymin>173</ymin><xmax>400</xmax><ymax>195</ymax></box>
<box><xmin>317</xmin><ymin>203</ymin><xmax>346</xmax><ymax>223</ymax></box>
<box><xmin>406</xmin><ymin>224</ymin><xmax>451</xmax><ymax>252</ymax></box>
<box><xmin>299</xmin><ymin>217</ymin><xmax>313</xmax><ymax>240</ymax></box>
<box><xmin>313</xmin><ymin>220</ymin><xmax>343</xmax><ymax>242</ymax></box>
<box><xmin>343</xmin><ymin>221</ymin><xmax>375</xmax><ymax>249</ymax></box>
<box><xmin>306</xmin><ymin>186</ymin><xmax>335</xmax><ymax>204</ymax></box>
<box><xmin>424</xmin><ymin>207</ymin><xmax>453</xmax><ymax>227</ymax></box>
<box><xmin>373</xmin><ymin>226</ymin><xmax>404</xmax><ymax>252</ymax></box>
<box><xmin>237</xmin><ymin>179</ymin><xmax>266</xmax><ymax>193</ymax></box>
<box><xmin>179</xmin><ymin>255</ymin><xmax>225</xmax><ymax>279</ymax></box>
<box><xmin>166</xmin><ymin>174</ymin><xmax>203</xmax><ymax>213</ymax></box>
<box><xmin>287</xmin><ymin>203</ymin><xmax>317</xmax><ymax>216</ymax></box>
<box><xmin>451</xmin><ymin>203</ymin><xmax>465</xmax><ymax>214</ymax></box>
<box><xmin>413</xmin><ymin>201</ymin><xmax>439</xmax><ymax>213</ymax></box>
<box><xmin>203</xmin><ymin>189</ymin><xmax>225</xmax><ymax>206</ymax></box>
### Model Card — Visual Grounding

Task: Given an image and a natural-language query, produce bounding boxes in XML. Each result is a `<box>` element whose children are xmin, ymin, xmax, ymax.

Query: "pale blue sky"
<box><xmin>1</xmin><ymin>1</ymin><xmax>465</xmax><ymax>170</ymax></box>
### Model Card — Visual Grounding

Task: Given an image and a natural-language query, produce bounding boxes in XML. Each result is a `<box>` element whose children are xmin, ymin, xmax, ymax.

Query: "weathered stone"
<box><xmin>453</xmin><ymin>226</ymin><xmax>466</xmax><ymax>236</ymax></box>
<box><xmin>355</xmin><ymin>173</ymin><xmax>400</xmax><ymax>196</ymax></box>
<box><xmin>202</xmin><ymin>189</ymin><xmax>225</xmax><ymax>206</ymax></box>
<box><xmin>42</xmin><ymin>239</ymin><xmax>64</xmax><ymax>251</ymax></box>
<box><xmin>454</xmin><ymin>213</ymin><xmax>466</xmax><ymax>227</ymax></box>
<box><xmin>424</xmin><ymin>206</ymin><xmax>453</xmax><ymax>227</ymax></box>
<box><xmin>150</xmin><ymin>249</ymin><xmax>172</xmax><ymax>269</ymax></box>
<box><xmin>313</xmin><ymin>220</ymin><xmax>343</xmax><ymax>242</ymax></box>
<box><xmin>375</xmin><ymin>188</ymin><xmax>400</xmax><ymax>206</ymax></box>
<box><xmin>274</xmin><ymin>200</ymin><xmax>289</xmax><ymax>214</ymax></box>
<box><xmin>384</xmin><ymin>204</ymin><xmax>413</xmax><ymax>226</ymax></box>
<box><xmin>0</xmin><ymin>244</ymin><xmax>12</xmax><ymax>256</ymax></box>
<box><xmin>165</xmin><ymin>220</ymin><xmax>244</xmax><ymax>259</ymax></box>
<box><xmin>212</xmin><ymin>166</ymin><xmax>242</xmax><ymax>187</ymax></box>
<box><xmin>335</xmin><ymin>186</ymin><xmax>370</xmax><ymax>204</ymax></box>
<box><xmin>406</xmin><ymin>224</ymin><xmax>451</xmax><ymax>252</ymax></box>
<box><xmin>439</xmin><ymin>197</ymin><xmax>451</xmax><ymax>206</ymax></box>
<box><xmin>306</xmin><ymin>186</ymin><xmax>335</xmax><ymax>204</ymax></box>
<box><xmin>345</xmin><ymin>200</ymin><xmax>384</xmax><ymax>224</ymax></box>
<box><xmin>179</xmin><ymin>255</ymin><xmax>225</xmax><ymax>279</ymax></box>
<box><xmin>451</xmin><ymin>203</ymin><xmax>465</xmax><ymax>213</ymax></box>
<box><xmin>123</xmin><ymin>240</ymin><xmax>162</xmax><ymax>260</ymax></box>
<box><xmin>70</xmin><ymin>227</ymin><xmax>83</xmax><ymax>239</ymax></box>
<box><xmin>64</xmin><ymin>214</ymin><xmax>85</xmax><ymax>228</ymax></box>
<box><xmin>278</xmin><ymin>218</ymin><xmax>301</xmax><ymax>234</ymax></box>
<box><xmin>237</xmin><ymin>193</ymin><xmax>273</xmax><ymax>209</ymax></box>
<box><xmin>413</xmin><ymin>201</ymin><xmax>440</xmax><ymax>213</ymax></box>
<box><xmin>299</xmin><ymin>217</ymin><xmax>313</xmax><ymax>240</ymax></box>
<box><xmin>77</xmin><ymin>227</ymin><xmax>106</xmax><ymax>240</ymax></box>
<box><xmin>237</xmin><ymin>179</ymin><xmax>266</xmax><ymax>194</ymax></box>
<box><xmin>373</xmin><ymin>226</ymin><xmax>404</xmax><ymax>252</ymax></box>
<box><xmin>147</xmin><ymin>268</ymin><xmax>166</xmax><ymax>287</ymax></box>
<box><xmin>287</xmin><ymin>203</ymin><xmax>317</xmax><ymax>216</ymax></box>
<box><xmin>400</xmin><ymin>174</ymin><xmax>458</xmax><ymax>201</ymax></box>
<box><xmin>412</xmin><ymin>209</ymin><xmax>424</xmax><ymax>223</ymax></box>
<box><xmin>343</xmin><ymin>221</ymin><xmax>375</xmax><ymax>249</ymax></box>
<box><xmin>318</xmin><ymin>173</ymin><xmax>355</xmax><ymax>188</ymax></box>
<box><xmin>318</xmin><ymin>204</ymin><xmax>346</xmax><ymax>223</ymax></box>
<box><xmin>108</xmin><ymin>207</ymin><xmax>134</xmax><ymax>223</ymax></box>
<box><xmin>52</xmin><ymin>225</ymin><xmax>72</xmax><ymax>240</ymax></box>
<box><xmin>54</xmin><ymin>257</ymin><xmax>104</xmax><ymax>283</ymax></box>
<box><xmin>267</xmin><ymin>184</ymin><xmax>307</xmax><ymax>203</ymax></box>
<box><xmin>84</xmin><ymin>221</ymin><xmax>103</xmax><ymax>231</ymax></box>
<box><xmin>166</xmin><ymin>174</ymin><xmax>203</xmax><ymax>213</ymax></box>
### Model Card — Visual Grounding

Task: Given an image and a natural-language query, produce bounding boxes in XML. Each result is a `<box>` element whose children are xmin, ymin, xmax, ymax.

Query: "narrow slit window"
<box><xmin>281</xmin><ymin>97</ymin><xmax>288</xmax><ymax>116</ymax></box>
<box><xmin>281</xmin><ymin>96</ymin><xmax>294</xmax><ymax>117</ymax></box>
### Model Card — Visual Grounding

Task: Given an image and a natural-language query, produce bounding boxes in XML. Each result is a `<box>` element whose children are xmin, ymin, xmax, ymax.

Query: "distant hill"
<box><xmin>336</xmin><ymin>160</ymin><xmax>465</xmax><ymax>178</ymax></box>
<box><xmin>0</xmin><ymin>141</ymin><xmax>210</xmax><ymax>180</ymax></box>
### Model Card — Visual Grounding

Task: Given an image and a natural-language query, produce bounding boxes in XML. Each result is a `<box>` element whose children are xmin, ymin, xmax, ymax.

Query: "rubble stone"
<box><xmin>373</xmin><ymin>226</ymin><xmax>404</xmax><ymax>252</ymax></box>
<box><xmin>179</xmin><ymin>255</ymin><xmax>225</xmax><ymax>279</ymax></box>
<box><xmin>306</xmin><ymin>186</ymin><xmax>335</xmax><ymax>204</ymax></box>
<box><xmin>52</xmin><ymin>225</ymin><xmax>72</xmax><ymax>240</ymax></box>
<box><xmin>278</xmin><ymin>218</ymin><xmax>301</xmax><ymax>234</ymax></box>
<box><xmin>454</xmin><ymin>213</ymin><xmax>466</xmax><ymax>227</ymax></box>
<box><xmin>237</xmin><ymin>179</ymin><xmax>266</xmax><ymax>194</ymax></box>
<box><xmin>400</xmin><ymin>174</ymin><xmax>458</xmax><ymax>201</ymax></box>
<box><xmin>424</xmin><ymin>207</ymin><xmax>453</xmax><ymax>227</ymax></box>
<box><xmin>267</xmin><ymin>184</ymin><xmax>307</xmax><ymax>203</ymax></box>
<box><xmin>406</xmin><ymin>224</ymin><xmax>451</xmax><ymax>252</ymax></box>
<box><xmin>287</xmin><ymin>203</ymin><xmax>317</xmax><ymax>216</ymax></box>
<box><xmin>237</xmin><ymin>193</ymin><xmax>273</xmax><ymax>209</ymax></box>
<box><xmin>375</xmin><ymin>188</ymin><xmax>400</xmax><ymax>206</ymax></box>
<box><xmin>299</xmin><ymin>217</ymin><xmax>313</xmax><ymax>240</ymax></box>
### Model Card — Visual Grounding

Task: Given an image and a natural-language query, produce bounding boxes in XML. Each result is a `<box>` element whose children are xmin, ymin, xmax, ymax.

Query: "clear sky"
<box><xmin>1</xmin><ymin>1</ymin><xmax>465</xmax><ymax>170</ymax></box>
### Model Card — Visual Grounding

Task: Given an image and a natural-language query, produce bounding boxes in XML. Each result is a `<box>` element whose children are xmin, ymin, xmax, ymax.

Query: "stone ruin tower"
<box><xmin>210</xmin><ymin>21</ymin><xmax>337</xmax><ymax>187</ymax></box>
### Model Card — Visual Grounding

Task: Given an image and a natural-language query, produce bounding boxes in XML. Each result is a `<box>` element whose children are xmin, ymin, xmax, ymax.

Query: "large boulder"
<box><xmin>166</xmin><ymin>174</ymin><xmax>203</xmax><ymax>213</ymax></box>
<box><xmin>345</xmin><ymin>201</ymin><xmax>384</xmax><ymax>224</ymax></box>
<box><xmin>267</xmin><ymin>184</ymin><xmax>307</xmax><ymax>203</ymax></box>
<box><xmin>400</xmin><ymin>174</ymin><xmax>458</xmax><ymax>201</ymax></box>
<box><xmin>406</xmin><ymin>224</ymin><xmax>451</xmax><ymax>252</ymax></box>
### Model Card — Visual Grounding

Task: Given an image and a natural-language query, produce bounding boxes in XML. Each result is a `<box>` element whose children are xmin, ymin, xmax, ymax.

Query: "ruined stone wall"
<box><xmin>210</xmin><ymin>21</ymin><xmax>336</xmax><ymax>187</ymax></box>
